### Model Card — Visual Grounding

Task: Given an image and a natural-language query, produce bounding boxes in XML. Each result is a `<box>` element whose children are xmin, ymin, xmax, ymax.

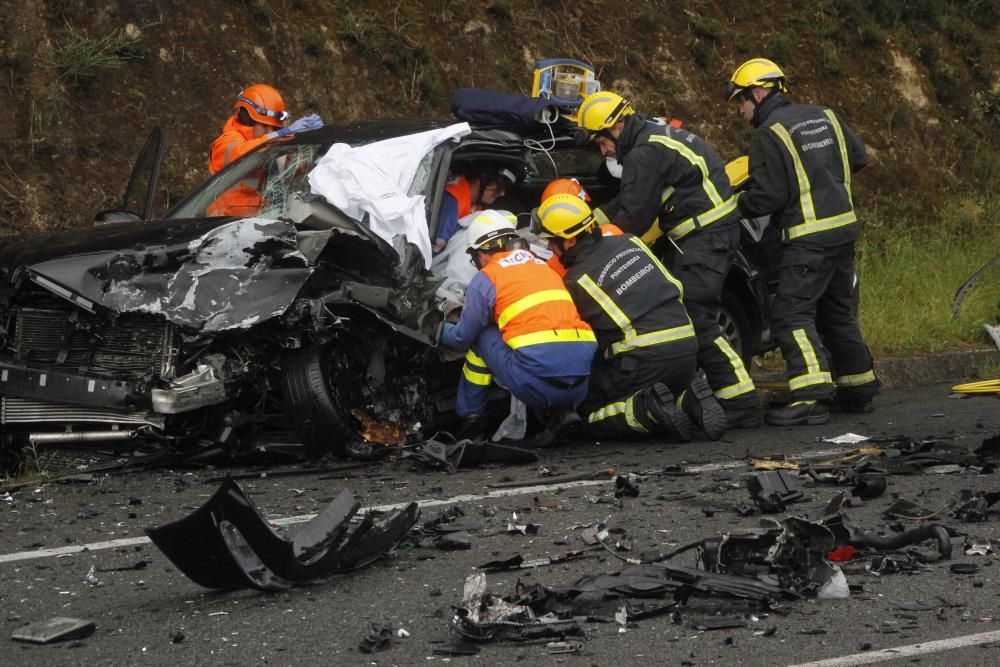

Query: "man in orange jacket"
<box><xmin>207</xmin><ymin>84</ymin><xmax>324</xmax><ymax>216</ymax></box>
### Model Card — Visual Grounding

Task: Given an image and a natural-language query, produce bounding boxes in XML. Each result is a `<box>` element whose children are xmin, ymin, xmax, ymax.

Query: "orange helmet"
<box><xmin>234</xmin><ymin>84</ymin><xmax>288</xmax><ymax>128</ymax></box>
<box><xmin>541</xmin><ymin>178</ymin><xmax>590</xmax><ymax>203</ymax></box>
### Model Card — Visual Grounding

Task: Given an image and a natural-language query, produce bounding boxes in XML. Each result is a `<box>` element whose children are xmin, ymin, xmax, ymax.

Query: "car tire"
<box><xmin>718</xmin><ymin>290</ymin><xmax>755</xmax><ymax>366</ymax></box>
<box><xmin>279</xmin><ymin>343</ymin><xmax>355</xmax><ymax>458</ymax></box>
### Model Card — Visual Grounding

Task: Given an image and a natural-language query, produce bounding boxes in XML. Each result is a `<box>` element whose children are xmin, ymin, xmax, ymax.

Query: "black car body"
<box><xmin>0</xmin><ymin>120</ymin><xmax>773</xmax><ymax>460</ymax></box>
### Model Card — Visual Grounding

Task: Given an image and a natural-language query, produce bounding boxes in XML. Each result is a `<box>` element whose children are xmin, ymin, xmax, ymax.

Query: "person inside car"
<box><xmin>572</xmin><ymin>90</ymin><xmax>760</xmax><ymax>430</ymax></box>
<box><xmin>535</xmin><ymin>193</ymin><xmax>726</xmax><ymax>442</ymax></box>
<box><xmin>207</xmin><ymin>84</ymin><xmax>324</xmax><ymax>216</ymax></box>
<box><xmin>439</xmin><ymin>210</ymin><xmax>597</xmax><ymax>445</ymax></box>
<box><xmin>434</xmin><ymin>167</ymin><xmax>516</xmax><ymax>252</ymax></box>
<box><xmin>726</xmin><ymin>58</ymin><xmax>878</xmax><ymax>425</ymax></box>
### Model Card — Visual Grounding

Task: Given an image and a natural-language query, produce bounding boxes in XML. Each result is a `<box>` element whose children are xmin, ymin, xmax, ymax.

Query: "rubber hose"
<box><xmin>849</xmin><ymin>524</ymin><xmax>952</xmax><ymax>559</ymax></box>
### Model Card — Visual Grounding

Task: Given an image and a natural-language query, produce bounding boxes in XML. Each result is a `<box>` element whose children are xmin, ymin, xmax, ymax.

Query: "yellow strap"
<box><xmin>497</xmin><ymin>290</ymin><xmax>574</xmax><ymax>329</ymax></box>
<box><xmin>788</xmin><ymin>328</ymin><xmax>832</xmax><ymax>391</ymax></box>
<box><xmin>786</xmin><ymin>211</ymin><xmax>857</xmax><ymax>240</ymax></box>
<box><xmin>610</xmin><ymin>324</ymin><xmax>696</xmax><ymax>355</ymax></box>
<box><xmin>465</xmin><ymin>350</ymin><xmax>487</xmax><ymax>367</ymax></box>
<box><xmin>507</xmin><ymin>328</ymin><xmax>596</xmax><ymax>349</ymax></box>
<box><xmin>824</xmin><ymin>109</ymin><xmax>853</xmax><ymax>209</ymax></box>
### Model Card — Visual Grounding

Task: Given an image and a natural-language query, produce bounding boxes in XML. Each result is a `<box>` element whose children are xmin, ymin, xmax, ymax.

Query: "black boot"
<box><xmin>645</xmin><ymin>383</ymin><xmax>695</xmax><ymax>442</ymax></box>
<box><xmin>765</xmin><ymin>400</ymin><xmax>830</xmax><ymax>426</ymax></box>
<box><xmin>524</xmin><ymin>409</ymin><xmax>582</xmax><ymax>449</ymax></box>
<box><xmin>831</xmin><ymin>398</ymin><xmax>874</xmax><ymax>414</ymax></box>
<box><xmin>682</xmin><ymin>376</ymin><xmax>727</xmax><ymax>440</ymax></box>
<box><xmin>724</xmin><ymin>407</ymin><xmax>762</xmax><ymax>429</ymax></box>
<box><xmin>454</xmin><ymin>414</ymin><xmax>487</xmax><ymax>441</ymax></box>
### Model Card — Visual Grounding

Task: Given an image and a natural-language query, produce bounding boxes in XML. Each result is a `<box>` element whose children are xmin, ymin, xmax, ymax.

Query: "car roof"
<box><xmin>300</xmin><ymin>119</ymin><xmax>581</xmax><ymax>146</ymax></box>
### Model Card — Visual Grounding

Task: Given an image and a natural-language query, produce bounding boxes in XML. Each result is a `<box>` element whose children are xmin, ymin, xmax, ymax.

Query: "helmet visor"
<box><xmin>238</xmin><ymin>95</ymin><xmax>290</xmax><ymax>122</ymax></box>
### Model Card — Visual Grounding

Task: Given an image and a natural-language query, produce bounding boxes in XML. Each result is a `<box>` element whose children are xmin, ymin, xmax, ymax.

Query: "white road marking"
<box><xmin>788</xmin><ymin>629</ymin><xmax>1000</xmax><ymax>666</ymax></box>
<box><xmin>0</xmin><ymin>447</ymin><xmax>845</xmax><ymax>565</ymax></box>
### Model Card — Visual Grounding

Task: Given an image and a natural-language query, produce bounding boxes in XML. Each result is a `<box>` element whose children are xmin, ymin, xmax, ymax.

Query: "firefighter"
<box><xmin>573</xmin><ymin>91</ymin><xmax>760</xmax><ymax>429</ymax></box>
<box><xmin>534</xmin><ymin>194</ymin><xmax>727</xmax><ymax>441</ymax></box>
<box><xmin>439</xmin><ymin>210</ymin><xmax>598</xmax><ymax>442</ymax></box>
<box><xmin>537</xmin><ymin>179</ymin><xmax>622</xmax><ymax>278</ymax></box>
<box><xmin>726</xmin><ymin>58</ymin><xmax>878</xmax><ymax>425</ymax></box>
<box><xmin>207</xmin><ymin>84</ymin><xmax>324</xmax><ymax>215</ymax></box>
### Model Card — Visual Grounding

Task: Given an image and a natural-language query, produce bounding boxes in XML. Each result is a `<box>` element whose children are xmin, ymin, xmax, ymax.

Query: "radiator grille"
<box><xmin>1</xmin><ymin>397</ymin><xmax>165</xmax><ymax>427</ymax></box>
<box><xmin>13</xmin><ymin>308</ymin><xmax>176</xmax><ymax>381</ymax></box>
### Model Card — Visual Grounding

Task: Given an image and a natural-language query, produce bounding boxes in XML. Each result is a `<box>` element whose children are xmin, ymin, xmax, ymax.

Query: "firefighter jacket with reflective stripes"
<box><xmin>207</xmin><ymin>116</ymin><xmax>277</xmax><ymax>216</ymax></box>
<box><xmin>597</xmin><ymin>114</ymin><xmax>738</xmax><ymax>245</ymax></box>
<box><xmin>738</xmin><ymin>93</ymin><xmax>868</xmax><ymax>246</ymax></box>
<box><xmin>441</xmin><ymin>249</ymin><xmax>596</xmax><ymax>377</ymax></box>
<box><xmin>559</xmin><ymin>233</ymin><xmax>695</xmax><ymax>359</ymax></box>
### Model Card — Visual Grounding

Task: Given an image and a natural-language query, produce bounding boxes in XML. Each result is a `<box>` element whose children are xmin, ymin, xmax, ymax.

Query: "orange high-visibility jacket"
<box><xmin>206</xmin><ymin>116</ymin><xmax>275</xmax><ymax>216</ymax></box>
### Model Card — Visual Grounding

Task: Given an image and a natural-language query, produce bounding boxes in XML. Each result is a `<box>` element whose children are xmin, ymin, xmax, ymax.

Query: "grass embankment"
<box><xmin>857</xmin><ymin>194</ymin><xmax>1000</xmax><ymax>356</ymax></box>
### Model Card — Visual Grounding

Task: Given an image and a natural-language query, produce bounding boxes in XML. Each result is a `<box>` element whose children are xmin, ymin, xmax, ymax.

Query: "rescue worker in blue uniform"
<box><xmin>573</xmin><ymin>91</ymin><xmax>760</xmax><ymax>429</ymax></box>
<box><xmin>439</xmin><ymin>210</ymin><xmax>598</xmax><ymax>442</ymax></box>
<box><xmin>726</xmin><ymin>58</ymin><xmax>879</xmax><ymax>425</ymax></box>
<box><xmin>534</xmin><ymin>194</ymin><xmax>726</xmax><ymax>441</ymax></box>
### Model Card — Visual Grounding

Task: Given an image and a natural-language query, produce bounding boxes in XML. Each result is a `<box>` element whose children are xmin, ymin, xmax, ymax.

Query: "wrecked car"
<box><xmin>0</xmin><ymin>120</ymin><xmax>773</xmax><ymax>460</ymax></box>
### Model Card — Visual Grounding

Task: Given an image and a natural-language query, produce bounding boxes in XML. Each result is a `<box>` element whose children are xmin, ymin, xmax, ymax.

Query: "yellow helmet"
<box><xmin>534</xmin><ymin>194</ymin><xmax>596</xmax><ymax>239</ymax></box>
<box><xmin>726</xmin><ymin>58</ymin><xmax>787</xmax><ymax>102</ymax></box>
<box><xmin>574</xmin><ymin>91</ymin><xmax>634</xmax><ymax>133</ymax></box>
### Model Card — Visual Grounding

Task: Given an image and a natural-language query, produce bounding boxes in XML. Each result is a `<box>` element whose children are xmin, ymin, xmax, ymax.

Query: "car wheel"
<box><xmin>718</xmin><ymin>291</ymin><xmax>754</xmax><ymax>365</ymax></box>
<box><xmin>279</xmin><ymin>342</ymin><xmax>358</xmax><ymax>458</ymax></box>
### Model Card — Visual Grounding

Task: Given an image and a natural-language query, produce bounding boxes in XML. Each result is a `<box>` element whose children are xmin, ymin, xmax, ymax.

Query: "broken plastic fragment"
<box><xmin>821</xmin><ymin>433</ymin><xmax>870</xmax><ymax>445</ymax></box>
<box><xmin>11</xmin><ymin>617</ymin><xmax>96</xmax><ymax>644</ymax></box>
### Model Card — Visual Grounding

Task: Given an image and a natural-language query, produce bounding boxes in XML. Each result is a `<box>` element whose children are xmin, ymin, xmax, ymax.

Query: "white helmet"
<box><xmin>466</xmin><ymin>210</ymin><xmax>518</xmax><ymax>252</ymax></box>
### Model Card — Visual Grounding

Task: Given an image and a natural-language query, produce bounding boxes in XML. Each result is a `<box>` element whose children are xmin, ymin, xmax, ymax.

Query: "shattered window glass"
<box><xmin>167</xmin><ymin>142</ymin><xmax>330</xmax><ymax>221</ymax></box>
<box><xmin>409</xmin><ymin>148</ymin><xmax>441</xmax><ymax>198</ymax></box>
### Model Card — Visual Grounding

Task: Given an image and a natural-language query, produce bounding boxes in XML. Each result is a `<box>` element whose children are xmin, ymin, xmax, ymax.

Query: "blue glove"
<box><xmin>442</xmin><ymin>322</ymin><xmax>457</xmax><ymax>338</ymax></box>
<box><xmin>276</xmin><ymin>113</ymin><xmax>324</xmax><ymax>137</ymax></box>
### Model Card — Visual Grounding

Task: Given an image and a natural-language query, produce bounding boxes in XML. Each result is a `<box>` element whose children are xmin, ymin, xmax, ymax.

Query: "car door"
<box><xmin>94</xmin><ymin>127</ymin><xmax>166</xmax><ymax>223</ymax></box>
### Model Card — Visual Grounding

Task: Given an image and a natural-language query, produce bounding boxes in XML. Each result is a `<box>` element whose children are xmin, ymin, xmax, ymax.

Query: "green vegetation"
<box><xmin>49</xmin><ymin>25</ymin><xmax>144</xmax><ymax>95</ymax></box>
<box><xmin>857</xmin><ymin>202</ymin><xmax>999</xmax><ymax>355</ymax></box>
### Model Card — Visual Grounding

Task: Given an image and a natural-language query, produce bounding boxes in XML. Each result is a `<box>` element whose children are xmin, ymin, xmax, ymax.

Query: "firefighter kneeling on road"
<box><xmin>439</xmin><ymin>210</ymin><xmax>598</xmax><ymax>445</ymax></box>
<box><xmin>534</xmin><ymin>194</ymin><xmax>726</xmax><ymax>441</ymax></box>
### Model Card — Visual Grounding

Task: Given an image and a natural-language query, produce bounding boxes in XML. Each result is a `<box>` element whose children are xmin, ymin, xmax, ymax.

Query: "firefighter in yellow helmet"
<box><xmin>533</xmin><ymin>194</ymin><xmax>726</xmax><ymax>441</ymax></box>
<box><xmin>572</xmin><ymin>90</ymin><xmax>760</xmax><ymax>429</ymax></box>
<box><xmin>207</xmin><ymin>84</ymin><xmax>324</xmax><ymax>216</ymax></box>
<box><xmin>726</xmin><ymin>58</ymin><xmax>878</xmax><ymax>425</ymax></box>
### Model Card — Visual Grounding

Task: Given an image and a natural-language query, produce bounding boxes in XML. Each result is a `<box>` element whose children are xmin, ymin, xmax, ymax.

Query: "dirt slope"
<box><xmin>1</xmin><ymin>0</ymin><xmax>997</xmax><ymax>235</ymax></box>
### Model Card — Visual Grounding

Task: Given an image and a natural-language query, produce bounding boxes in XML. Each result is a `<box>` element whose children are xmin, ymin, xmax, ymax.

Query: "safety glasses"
<box><xmin>238</xmin><ymin>95</ymin><xmax>290</xmax><ymax>122</ymax></box>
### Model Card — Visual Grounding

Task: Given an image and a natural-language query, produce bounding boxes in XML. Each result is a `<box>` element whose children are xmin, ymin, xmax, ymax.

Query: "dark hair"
<box><xmin>236</xmin><ymin>107</ymin><xmax>254</xmax><ymax>126</ymax></box>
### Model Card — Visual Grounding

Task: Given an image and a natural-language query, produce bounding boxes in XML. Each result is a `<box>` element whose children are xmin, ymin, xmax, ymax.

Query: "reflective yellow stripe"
<box><xmin>836</xmin><ymin>369</ymin><xmax>876</xmax><ymax>387</ymax></box>
<box><xmin>594</xmin><ymin>208</ymin><xmax>611</xmax><ymax>225</ymax></box>
<box><xmin>789</xmin><ymin>371</ymin><xmax>833</xmax><ymax>391</ymax></box>
<box><xmin>711</xmin><ymin>336</ymin><xmax>756</xmax><ymax>400</ymax></box>
<box><xmin>789</xmin><ymin>328</ymin><xmax>831</xmax><ymax>390</ymax></box>
<box><xmin>648</xmin><ymin>135</ymin><xmax>725</xmax><ymax>206</ymax></box>
<box><xmin>610</xmin><ymin>324</ymin><xmax>696</xmax><ymax>355</ymax></box>
<box><xmin>666</xmin><ymin>196</ymin><xmax>738</xmax><ymax>241</ymax></box>
<box><xmin>771</xmin><ymin>121</ymin><xmax>857</xmax><ymax>241</ymax></box>
<box><xmin>466</xmin><ymin>350</ymin><xmax>486</xmax><ymax>366</ymax></box>
<box><xmin>660</xmin><ymin>185</ymin><xmax>676</xmax><ymax>205</ymax></box>
<box><xmin>462</xmin><ymin>366</ymin><xmax>491</xmax><ymax>386</ymax></box>
<box><xmin>578</xmin><ymin>275</ymin><xmax>636</xmax><ymax>339</ymax></box>
<box><xmin>586</xmin><ymin>396</ymin><xmax>648</xmax><ymax>433</ymax></box>
<box><xmin>497</xmin><ymin>290</ymin><xmax>573</xmax><ymax>329</ymax></box>
<box><xmin>824</xmin><ymin>109</ymin><xmax>853</xmax><ymax>209</ymax></box>
<box><xmin>628</xmin><ymin>237</ymin><xmax>686</xmax><ymax>298</ymax></box>
<box><xmin>506</xmin><ymin>328</ymin><xmax>596</xmax><ymax>349</ymax></box>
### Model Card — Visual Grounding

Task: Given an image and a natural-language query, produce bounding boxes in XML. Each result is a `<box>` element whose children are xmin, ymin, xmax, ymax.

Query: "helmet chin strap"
<box><xmin>747</xmin><ymin>87</ymin><xmax>779</xmax><ymax>128</ymax></box>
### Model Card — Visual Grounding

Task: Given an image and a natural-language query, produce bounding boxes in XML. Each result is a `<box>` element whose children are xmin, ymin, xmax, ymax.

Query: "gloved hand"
<box><xmin>276</xmin><ymin>113</ymin><xmax>324</xmax><ymax>137</ymax></box>
<box><xmin>442</xmin><ymin>322</ymin><xmax>457</xmax><ymax>339</ymax></box>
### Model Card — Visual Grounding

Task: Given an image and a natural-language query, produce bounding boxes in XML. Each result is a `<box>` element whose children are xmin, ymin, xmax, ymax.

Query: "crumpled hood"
<box><xmin>1</xmin><ymin>217</ymin><xmax>316</xmax><ymax>333</ymax></box>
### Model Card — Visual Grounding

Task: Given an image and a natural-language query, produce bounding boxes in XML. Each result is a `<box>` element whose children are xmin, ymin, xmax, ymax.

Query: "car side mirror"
<box><xmin>94</xmin><ymin>208</ymin><xmax>143</xmax><ymax>225</ymax></box>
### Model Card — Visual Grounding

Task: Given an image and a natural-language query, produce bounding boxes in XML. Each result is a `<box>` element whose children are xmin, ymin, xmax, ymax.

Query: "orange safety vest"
<box><xmin>481</xmin><ymin>249</ymin><xmax>594</xmax><ymax>350</ymax></box>
<box><xmin>444</xmin><ymin>175</ymin><xmax>474</xmax><ymax>218</ymax></box>
<box><xmin>206</xmin><ymin>116</ymin><xmax>274</xmax><ymax>216</ymax></box>
<box><xmin>545</xmin><ymin>224</ymin><xmax>625</xmax><ymax>278</ymax></box>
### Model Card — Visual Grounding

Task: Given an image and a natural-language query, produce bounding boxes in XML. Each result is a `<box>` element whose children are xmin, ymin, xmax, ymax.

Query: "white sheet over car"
<box><xmin>308</xmin><ymin>123</ymin><xmax>471</xmax><ymax>269</ymax></box>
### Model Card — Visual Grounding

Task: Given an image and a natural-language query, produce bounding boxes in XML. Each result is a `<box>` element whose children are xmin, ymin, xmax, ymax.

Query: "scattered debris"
<box><xmin>145</xmin><ymin>478</ymin><xmax>419</xmax><ymax>591</ymax></box>
<box><xmin>507</xmin><ymin>512</ymin><xmax>540</xmax><ymax>535</ymax></box>
<box><xmin>746</xmin><ymin>470</ymin><xmax>804</xmax><ymax>513</ymax></box>
<box><xmin>358</xmin><ymin>623</ymin><xmax>394</xmax><ymax>653</ymax></box>
<box><xmin>11</xmin><ymin>617</ymin><xmax>96</xmax><ymax>644</ymax></box>
<box><xmin>407</xmin><ymin>436</ymin><xmax>538</xmax><ymax>473</ymax></box>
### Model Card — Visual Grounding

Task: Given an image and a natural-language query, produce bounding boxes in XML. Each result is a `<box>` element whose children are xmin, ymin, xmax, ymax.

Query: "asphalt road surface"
<box><xmin>1</xmin><ymin>382</ymin><xmax>999</xmax><ymax>666</ymax></box>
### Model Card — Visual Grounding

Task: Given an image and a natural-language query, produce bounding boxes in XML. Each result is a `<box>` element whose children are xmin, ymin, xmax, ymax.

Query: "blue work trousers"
<box><xmin>456</xmin><ymin>325</ymin><xmax>592</xmax><ymax>417</ymax></box>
